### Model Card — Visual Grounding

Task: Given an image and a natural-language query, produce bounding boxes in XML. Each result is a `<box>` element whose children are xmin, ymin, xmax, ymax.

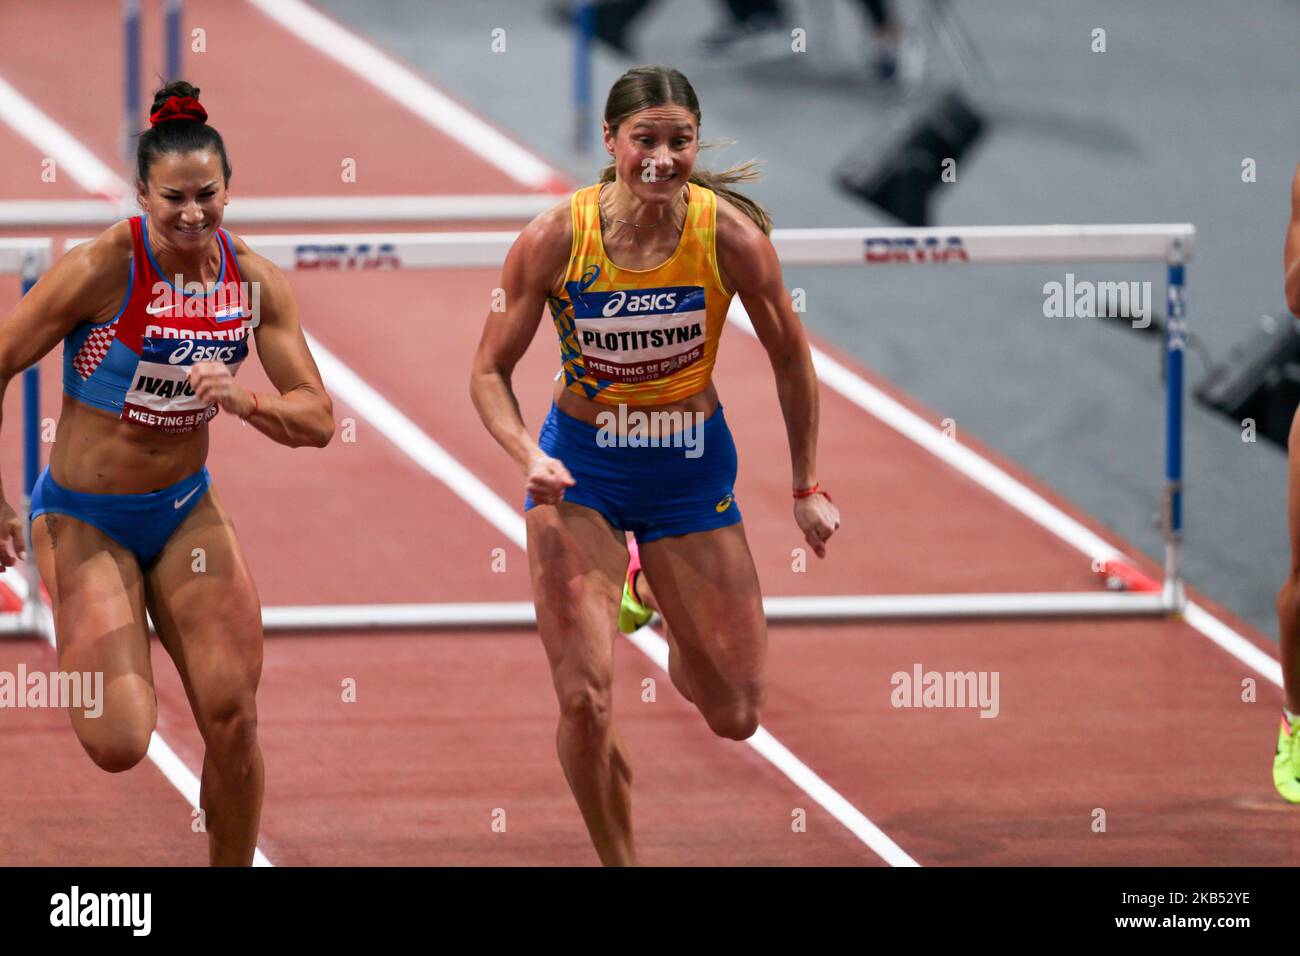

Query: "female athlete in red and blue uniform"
<box><xmin>472</xmin><ymin>65</ymin><xmax>839</xmax><ymax>865</ymax></box>
<box><xmin>0</xmin><ymin>82</ymin><xmax>334</xmax><ymax>865</ymax></box>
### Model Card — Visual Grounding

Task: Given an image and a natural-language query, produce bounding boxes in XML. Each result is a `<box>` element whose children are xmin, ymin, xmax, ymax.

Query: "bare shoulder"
<box><xmin>528</xmin><ymin>197</ymin><xmax>574</xmax><ymax>242</ymax></box>
<box><xmin>715</xmin><ymin>192</ymin><xmax>772</xmax><ymax>255</ymax></box>
<box><xmin>513</xmin><ymin>196</ymin><xmax>574</xmax><ymax>295</ymax></box>
<box><xmin>72</xmin><ymin>219</ymin><xmax>132</xmax><ymax>274</ymax></box>
<box><xmin>46</xmin><ymin>219</ymin><xmax>132</xmax><ymax>310</ymax></box>
<box><xmin>527</xmin><ymin>199</ymin><xmax>574</xmax><ymax>277</ymax></box>
<box><xmin>713</xmin><ymin>190</ymin><xmax>776</xmax><ymax>293</ymax></box>
<box><xmin>228</xmin><ymin>234</ymin><xmax>292</xmax><ymax>295</ymax></box>
<box><xmin>228</xmin><ymin>234</ymin><xmax>280</xmax><ymax>281</ymax></box>
<box><xmin>225</xmin><ymin>234</ymin><xmax>296</xmax><ymax>330</ymax></box>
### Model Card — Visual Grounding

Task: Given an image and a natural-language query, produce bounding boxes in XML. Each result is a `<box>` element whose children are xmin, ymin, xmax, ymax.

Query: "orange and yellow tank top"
<box><xmin>546</xmin><ymin>181</ymin><xmax>732</xmax><ymax>406</ymax></box>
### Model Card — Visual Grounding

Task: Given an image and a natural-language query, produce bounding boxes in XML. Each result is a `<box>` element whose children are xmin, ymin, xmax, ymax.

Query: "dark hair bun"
<box><xmin>150</xmin><ymin>80</ymin><xmax>201</xmax><ymax>117</ymax></box>
<box><xmin>136</xmin><ymin>79</ymin><xmax>230</xmax><ymax>186</ymax></box>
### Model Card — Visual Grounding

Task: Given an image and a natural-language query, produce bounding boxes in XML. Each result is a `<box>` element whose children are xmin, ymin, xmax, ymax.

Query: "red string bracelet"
<box><xmin>243</xmin><ymin>393</ymin><xmax>259</xmax><ymax>421</ymax></box>
<box><xmin>793</xmin><ymin>483</ymin><xmax>831</xmax><ymax>502</ymax></box>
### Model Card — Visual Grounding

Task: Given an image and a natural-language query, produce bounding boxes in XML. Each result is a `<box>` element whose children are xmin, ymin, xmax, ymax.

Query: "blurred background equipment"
<box><xmin>1196</xmin><ymin>313</ymin><xmax>1300</xmax><ymax>449</ymax></box>
<box><xmin>834</xmin><ymin>0</ymin><xmax>990</xmax><ymax>225</ymax></box>
<box><xmin>835</xmin><ymin>87</ymin><xmax>984</xmax><ymax>226</ymax></box>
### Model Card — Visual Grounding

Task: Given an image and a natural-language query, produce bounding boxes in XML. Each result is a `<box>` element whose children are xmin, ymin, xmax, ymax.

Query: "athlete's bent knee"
<box><xmin>80</xmin><ymin>727</ymin><xmax>153</xmax><ymax>773</ymax></box>
<box><xmin>558</xmin><ymin>684</ymin><xmax>613</xmax><ymax>739</ymax></box>
<box><xmin>702</xmin><ymin>700</ymin><xmax>762</xmax><ymax>741</ymax></box>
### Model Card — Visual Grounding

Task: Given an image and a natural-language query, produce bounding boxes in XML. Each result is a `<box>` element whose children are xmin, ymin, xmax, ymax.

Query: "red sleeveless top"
<box><xmin>63</xmin><ymin>217</ymin><xmax>252</xmax><ymax>433</ymax></box>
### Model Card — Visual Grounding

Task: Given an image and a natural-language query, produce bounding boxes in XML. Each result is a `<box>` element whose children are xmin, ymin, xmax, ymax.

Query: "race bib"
<box><xmin>123</xmin><ymin>336</ymin><xmax>248</xmax><ymax>433</ymax></box>
<box><xmin>570</xmin><ymin>285</ymin><xmax>707</xmax><ymax>384</ymax></box>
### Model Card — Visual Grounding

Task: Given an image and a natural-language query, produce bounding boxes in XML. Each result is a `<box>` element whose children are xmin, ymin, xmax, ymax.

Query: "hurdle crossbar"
<box><xmin>0</xmin><ymin>194</ymin><xmax>560</xmax><ymax>228</ymax></box>
<box><xmin>6</xmin><ymin>225</ymin><xmax>1193</xmax><ymax>636</ymax></box>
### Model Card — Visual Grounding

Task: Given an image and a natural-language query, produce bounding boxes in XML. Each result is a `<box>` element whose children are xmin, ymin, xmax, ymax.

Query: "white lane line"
<box><xmin>1184</xmin><ymin>602</ymin><xmax>1284</xmax><ymax>688</ymax></box>
<box><xmin>245</xmin><ymin>0</ymin><xmax>565</xmax><ymax>191</ymax></box>
<box><xmin>0</xmin><ymin>71</ymin><xmax>126</xmax><ymax>198</ymax></box>
<box><xmin>727</xmin><ymin>302</ymin><xmax>1284</xmax><ymax>686</ymax></box>
<box><xmin>619</xmin><ymin>626</ymin><xmax>917</xmax><ymax>865</ymax></box>
<box><xmin>306</xmin><ymin>331</ymin><xmax>918</xmax><ymax>867</ymax></box>
<box><xmin>308</xmin><ymin>336</ymin><xmax>527</xmax><ymax>545</ymax></box>
<box><xmin>145</xmin><ymin>734</ymin><xmax>273</xmax><ymax>867</ymax></box>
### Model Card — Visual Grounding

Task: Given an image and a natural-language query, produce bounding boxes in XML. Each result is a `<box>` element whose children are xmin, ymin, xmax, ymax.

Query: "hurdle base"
<box><xmin>0</xmin><ymin>605</ymin><xmax>53</xmax><ymax>639</ymax></box>
<box><xmin>252</xmin><ymin>591</ymin><xmax>1175</xmax><ymax>633</ymax></box>
<box><xmin>0</xmin><ymin>591</ymin><xmax>1178</xmax><ymax>640</ymax></box>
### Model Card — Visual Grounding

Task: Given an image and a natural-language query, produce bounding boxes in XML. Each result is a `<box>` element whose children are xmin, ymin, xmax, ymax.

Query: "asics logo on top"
<box><xmin>715</xmin><ymin>494</ymin><xmax>734</xmax><ymax>513</ymax></box>
<box><xmin>167</xmin><ymin>340</ymin><xmax>240</xmax><ymax>365</ymax></box>
<box><xmin>602</xmin><ymin>290</ymin><xmax>679</xmax><ymax>317</ymax></box>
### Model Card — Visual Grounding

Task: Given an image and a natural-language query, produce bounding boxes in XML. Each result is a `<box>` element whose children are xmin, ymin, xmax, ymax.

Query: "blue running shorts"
<box><xmin>29</xmin><ymin>465</ymin><xmax>212</xmax><ymax>567</ymax></box>
<box><xmin>524</xmin><ymin>402</ymin><xmax>742</xmax><ymax>543</ymax></box>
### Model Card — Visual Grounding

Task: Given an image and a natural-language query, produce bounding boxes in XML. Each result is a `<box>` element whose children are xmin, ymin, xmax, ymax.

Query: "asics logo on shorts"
<box><xmin>715</xmin><ymin>494</ymin><xmax>734</xmax><ymax>513</ymax></box>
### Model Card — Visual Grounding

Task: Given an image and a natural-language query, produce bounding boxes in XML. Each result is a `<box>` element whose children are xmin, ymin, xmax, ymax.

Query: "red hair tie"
<box><xmin>150</xmin><ymin>95</ymin><xmax>207</xmax><ymax>126</ymax></box>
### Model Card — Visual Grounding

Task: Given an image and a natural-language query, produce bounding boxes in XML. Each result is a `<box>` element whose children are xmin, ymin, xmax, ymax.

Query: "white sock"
<box><xmin>1285</xmin><ymin>706</ymin><xmax>1300</xmax><ymax>728</ymax></box>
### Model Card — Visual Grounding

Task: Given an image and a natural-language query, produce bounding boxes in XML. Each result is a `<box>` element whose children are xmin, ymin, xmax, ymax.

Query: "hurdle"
<box><xmin>0</xmin><ymin>239</ymin><xmax>53</xmax><ymax>638</ymax></box>
<box><xmin>0</xmin><ymin>223</ymin><xmax>1192</xmax><ymax>637</ymax></box>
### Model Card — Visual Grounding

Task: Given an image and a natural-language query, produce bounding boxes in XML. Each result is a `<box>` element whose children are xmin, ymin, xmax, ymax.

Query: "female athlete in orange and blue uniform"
<box><xmin>0</xmin><ymin>82</ymin><xmax>334</xmax><ymax>865</ymax></box>
<box><xmin>471</xmin><ymin>65</ymin><xmax>839</xmax><ymax>865</ymax></box>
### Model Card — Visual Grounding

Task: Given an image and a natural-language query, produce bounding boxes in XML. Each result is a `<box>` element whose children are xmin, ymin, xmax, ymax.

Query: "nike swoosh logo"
<box><xmin>173</xmin><ymin>485</ymin><xmax>203</xmax><ymax>510</ymax></box>
<box><xmin>145</xmin><ymin>304</ymin><xmax>181</xmax><ymax>315</ymax></box>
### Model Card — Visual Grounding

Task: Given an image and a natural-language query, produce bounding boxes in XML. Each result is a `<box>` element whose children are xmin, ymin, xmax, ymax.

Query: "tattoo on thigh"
<box><xmin>45</xmin><ymin>515</ymin><xmax>58</xmax><ymax>551</ymax></box>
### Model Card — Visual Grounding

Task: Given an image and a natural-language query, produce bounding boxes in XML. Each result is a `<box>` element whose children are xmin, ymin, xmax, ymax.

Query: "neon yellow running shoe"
<box><xmin>617</xmin><ymin>537</ymin><xmax>654</xmax><ymax>634</ymax></box>
<box><xmin>618</xmin><ymin>579</ymin><xmax>653</xmax><ymax>634</ymax></box>
<box><xmin>1273</xmin><ymin>714</ymin><xmax>1300</xmax><ymax>803</ymax></box>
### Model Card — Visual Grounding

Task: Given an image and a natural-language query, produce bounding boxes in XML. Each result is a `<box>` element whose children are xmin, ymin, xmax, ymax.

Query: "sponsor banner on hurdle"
<box><xmin>63</xmin><ymin>225</ymin><xmax>1195</xmax><ymax>272</ymax></box>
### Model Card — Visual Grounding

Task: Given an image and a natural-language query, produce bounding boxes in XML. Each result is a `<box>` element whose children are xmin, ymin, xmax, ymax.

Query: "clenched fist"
<box><xmin>188</xmin><ymin>362</ymin><xmax>253</xmax><ymax>418</ymax></box>
<box><xmin>0</xmin><ymin>498</ymin><xmax>24</xmax><ymax>572</ymax></box>
<box><xmin>527</xmin><ymin>453</ymin><xmax>576</xmax><ymax>507</ymax></box>
<box><xmin>794</xmin><ymin>492</ymin><xmax>840</xmax><ymax>559</ymax></box>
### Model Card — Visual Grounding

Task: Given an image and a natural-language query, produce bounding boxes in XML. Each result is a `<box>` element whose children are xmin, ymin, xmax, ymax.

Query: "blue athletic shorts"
<box><xmin>29</xmin><ymin>465</ymin><xmax>212</xmax><ymax>567</ymax></box>
<box><xmin>524</xmin><ymin>402</ymin><xmax>742</xmax><ymax>543</ymax></box>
